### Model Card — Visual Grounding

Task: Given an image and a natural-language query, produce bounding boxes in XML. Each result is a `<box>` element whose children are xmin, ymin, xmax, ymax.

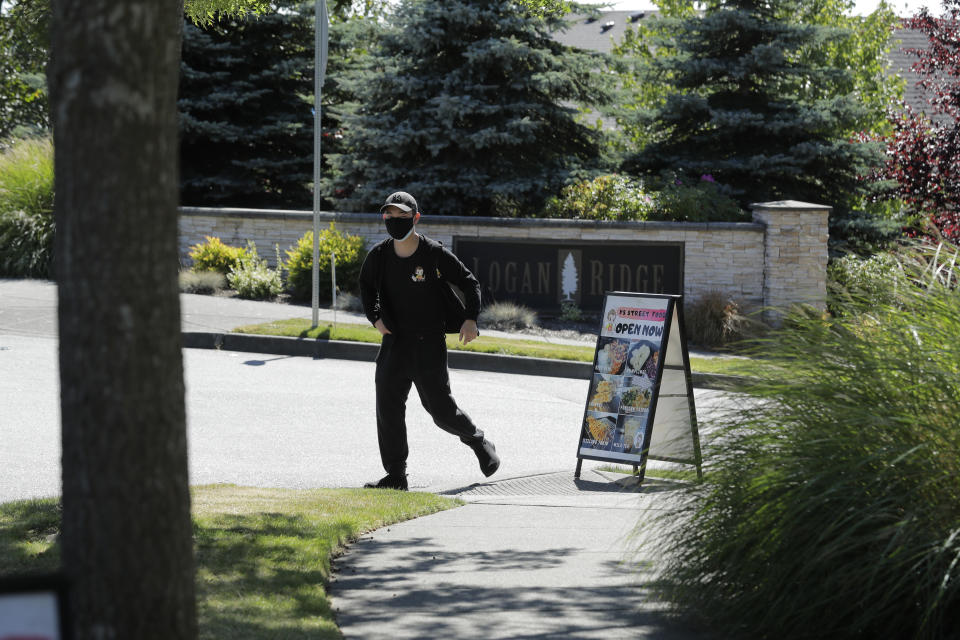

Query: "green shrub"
<box><xmin>178</xmin><ymin>270</ymin><xmax>227</xmax><ymax>294</ymax></box>
<box><xmin>646</xmin><ymin>242</ymin><xmax>960</xmax><ymax>640</ymax></box>
<box><xmin>188</xmin><ymin>236</ymin><xmax>250</xmax><ymax>274</ymax></box>
<box><xmin>542</xmin><ymin>174</ymin><xmax>654</xmax><ymax>221</ymax></box>
<box><xmin>284</xmin><ymin>223</ymin><xmax>366</xmax><ymax>302</ymax></box>
<box><xmin>647</xmin><ymin>172</ymin><xmax>746</xmax><ymax>222</ymax></box>
<box><xmin>226</xmin><ymin>241</ymin><xmax>283</xmax><ymax>300</ymax></box>
<box><xmin>828</xmin><ymin>250</ymin><xmax>905</xmax><ymax>313</ymax></box>
<box><xmin>558</xmin><ymin>301</ymin><xmax>584</xmax><ymax>323</ymax></box>
<box><xmin>478</xmin><ymin>301</ymin><xmax>538</xmax><ymax>331</ymax></box>
<box><xmin>0</xmin><ymin>136</ymin><xmax>55</xmax><ymax>277</ymax></box>
<box><xmin>540</xmin><ymin>173</ymin><xmax>746</xmax><ymax>223</ymax></box>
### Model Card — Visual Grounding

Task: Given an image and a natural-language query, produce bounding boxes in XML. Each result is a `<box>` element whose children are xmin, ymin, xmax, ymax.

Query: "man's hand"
<box><xmin>459</xmin><ymin>319</ymin><xmax>479</xmax><ymax>344</ymax></box>
<box><xmin>374</xmin><ymin>318</ymin><xmax>392</xmax><ymax>336</ymax></box>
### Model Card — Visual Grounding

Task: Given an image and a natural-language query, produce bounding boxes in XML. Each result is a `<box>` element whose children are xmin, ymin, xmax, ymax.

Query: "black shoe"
<box><xmin>471</xmin><ymin>439</ymin><xmax>500</xmax><ymax>478</ymax></box>
<box><xmin>363</xmin><ymin>473</ymin><xmax>408</xmax><ymax>491</ymax></box>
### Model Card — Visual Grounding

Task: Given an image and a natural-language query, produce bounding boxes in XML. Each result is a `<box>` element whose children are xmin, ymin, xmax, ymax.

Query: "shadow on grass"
<box><xmin>0</xmin><ymin>498</ymin><xmax>61</xmax><ymax>577</ymax></box>
<box><xmin>297</xmin><ymin>326</ymin><xmax>332</xmax><ymax>339</ymax></box>
<box><xmin>194</xmin><ymin>511</ymin><xmax>354</xmax><ymax>639</ymax></box>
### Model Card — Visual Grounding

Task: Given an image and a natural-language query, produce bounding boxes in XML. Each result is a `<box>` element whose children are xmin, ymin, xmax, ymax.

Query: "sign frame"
<box><xmin>574</xmin><ymin>292</ymin><xmax>703</xmax><ymax>484</ymax></box>
<box><xmin>0</xmin><ymin>573</ymin><xmax>70</xmax><ymax>640</ymax></box>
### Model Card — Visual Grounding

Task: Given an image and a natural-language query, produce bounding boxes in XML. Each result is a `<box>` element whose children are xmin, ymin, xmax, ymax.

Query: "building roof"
<box><xmin>554</xmin><ymin>10</ymin><xmax>658</xmax><ymax>54</ymax></box>
<box><xmin>555</xmin><ymin>11</ymin><xmax>943</xmax><ymax>120</ymax></box>
<box><xmin>889</xmin><ymin>26</ymin><xmax>943</xmax><ymax>120</ymax></box>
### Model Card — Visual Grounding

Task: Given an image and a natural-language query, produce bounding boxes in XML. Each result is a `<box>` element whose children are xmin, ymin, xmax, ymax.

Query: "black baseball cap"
<box><xmin>379</xmin><ymin>191</ymin><xmax>418</xmax><ymax>214</ymax></box>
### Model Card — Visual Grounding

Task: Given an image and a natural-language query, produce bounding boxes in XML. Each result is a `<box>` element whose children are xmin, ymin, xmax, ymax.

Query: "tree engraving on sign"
<box><xmin>561</xmin><ymin>251</ymin><xmax>579</xmax><ymax>303</ymax></box>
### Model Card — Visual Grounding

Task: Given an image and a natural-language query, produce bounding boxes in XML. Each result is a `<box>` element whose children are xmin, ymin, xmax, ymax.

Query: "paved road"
<box><xmin>1</xmin><ymin>332</ymin><xmax>597</xmax><ymax>500</ymax></box>
<box><xmin>1</xmin><ymin>279</ymin><xmax>729</xmax><ymax>502</ymax></box>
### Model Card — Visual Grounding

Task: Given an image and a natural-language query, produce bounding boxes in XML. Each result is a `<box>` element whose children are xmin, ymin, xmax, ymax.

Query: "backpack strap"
<box><xmin>373</xmin><ymin>238</ymin><xmax>389</xmax><ymax>292</ymax></box>
<box><xmin>420</xmin><ymin>236</ymin><xmax>467</xmax><ymax>333</ymax></box>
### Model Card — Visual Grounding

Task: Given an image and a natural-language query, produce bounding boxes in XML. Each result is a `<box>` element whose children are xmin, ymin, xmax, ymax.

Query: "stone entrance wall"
<box><xmin>179</xmin><ymin>200</ymin><xmax>829</xmax><ymax>318</ymax></box>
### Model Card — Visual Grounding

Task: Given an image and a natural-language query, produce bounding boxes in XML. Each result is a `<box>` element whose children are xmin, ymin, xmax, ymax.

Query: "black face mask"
<box><xmin>385</xmin><ymin>216</ymin><xmax>415</xmax><ymax>241</ymax></box>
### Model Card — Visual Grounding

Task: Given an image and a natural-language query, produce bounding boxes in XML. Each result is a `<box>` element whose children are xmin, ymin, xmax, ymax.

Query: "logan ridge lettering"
<box><xmin>453</xmin><ymin>239</ymin><xmax>683</xmax><ymax>312</ymax></box>
<box><xmin>590</xmin><ymin>262</ymin><xmax>665</xmax><ymax>297</ymax></box>
<box><xmin>472</xmin><ymin>260</ymin><xmax>553</xmax><ymax>295</ymax></box>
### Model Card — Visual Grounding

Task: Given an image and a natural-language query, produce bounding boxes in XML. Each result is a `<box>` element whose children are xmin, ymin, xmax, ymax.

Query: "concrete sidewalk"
<box><xmin>0</xmin><ymin>278</ymin><xmax>364</xmax><ymax>338</ymax></box>
<box><xmin>333</xmin><ymin>470</ymin><xmax>712</xmax><ymax>640</ymax></box>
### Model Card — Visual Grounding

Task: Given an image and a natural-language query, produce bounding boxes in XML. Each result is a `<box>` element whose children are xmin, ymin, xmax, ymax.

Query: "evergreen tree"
<box><xmin>329</xmin><ymin>0</ymin><xmax>613</xmax><ymax>217</ymax></box>
<box><xmin>613</xmin><ymin>0</ymin><xmax>900</xmax><ymax>149</ymax></box>
<box><xmin>622</xmin><ymin>0</ymin><xmax>882</xmax><ymax>216</ymax></box>
<box><xmin>178</xmin><ymin>1</ymin><xmax>383</xmax><ymax>208</ymax></box>
<box><xmin>320</xmin><ymin>9</ymin><xmax>386</xmax><ymax>204</ymax></box>
<box><xmin>179</xmin><ymin>1</ymin><xmax>315</xmax><ymax>208</ymax></box>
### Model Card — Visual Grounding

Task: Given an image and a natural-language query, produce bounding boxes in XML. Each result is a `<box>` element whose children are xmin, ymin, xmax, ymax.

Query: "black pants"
<box><xmin>374</xmin><ymin>332</ymin><xmax>484</xmax><ymax>475</ymax></box>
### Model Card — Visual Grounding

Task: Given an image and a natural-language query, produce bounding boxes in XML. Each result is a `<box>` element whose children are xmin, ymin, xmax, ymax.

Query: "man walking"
<box><xmin>358</xmin><ymin>191</ymin><xmax>500</xmax><ymax>490</ymax></box>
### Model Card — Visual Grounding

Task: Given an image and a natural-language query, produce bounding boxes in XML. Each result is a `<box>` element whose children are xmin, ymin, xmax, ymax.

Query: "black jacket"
<box><xmin>358</xmin><ymin>235</ymin><xmax>481</xmax><ymax>334</ymax></box>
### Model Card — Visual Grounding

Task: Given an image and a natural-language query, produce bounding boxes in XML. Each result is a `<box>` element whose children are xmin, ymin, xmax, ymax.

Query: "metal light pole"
<box><xmin>311</xmin><ymin>0</ymin><xmax>330</xmax><ymax>328</ymax></box>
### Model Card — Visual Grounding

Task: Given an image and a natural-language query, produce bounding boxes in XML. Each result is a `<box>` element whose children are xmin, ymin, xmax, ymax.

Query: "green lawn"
<box><xmin>232</xmin><ymin>317</ymin><xmax>763</xmax><ymax>378</ymax></box>
<box><xmin>1</xmin><ymin>485</ymin><xmax>459</xmax><ymax>639</ymax></box>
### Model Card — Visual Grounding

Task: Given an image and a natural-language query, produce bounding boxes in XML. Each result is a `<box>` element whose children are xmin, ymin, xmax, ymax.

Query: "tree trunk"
<box><xmin>48</xmin><ymin>1</ymin><xmax>196</xmax><ymax>638</ymax></box>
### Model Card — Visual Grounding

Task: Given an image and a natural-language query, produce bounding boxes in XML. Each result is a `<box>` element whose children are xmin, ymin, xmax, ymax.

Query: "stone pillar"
<box><xmin>750</xmin><ymin>200</ymin><xmax>831</xmax><ymax>325</ymax></box>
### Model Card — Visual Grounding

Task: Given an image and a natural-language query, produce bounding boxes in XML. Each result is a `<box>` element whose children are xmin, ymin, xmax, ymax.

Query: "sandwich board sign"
<box><xmin>574</xmin><ymin>292</ymin><xmax>702</xmax><ymax>483</ymax></box>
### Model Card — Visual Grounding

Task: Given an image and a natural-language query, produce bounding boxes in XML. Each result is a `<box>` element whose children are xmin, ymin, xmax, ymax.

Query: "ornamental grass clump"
<box><xmin>646</xmin><ymin>243</ymin><xmax>960</xmax><ymax>640</ymax></box>
<box><xmin>684</xmin><ymin>290</ymin><xmax>762</xmax><ymax>350</ymax></box>
<box><xmin>478</xmin><ymin>301</ymin><xmax>538</xmax><ymax>331</ymax></box>
<box><xmin>178</xmin><ymin>270</ymin><xmax>227</xmax><ymax>294</ymax></box>
<box><xmin>0</xmin><ymin>137</ymin><xmax>55</xmax><ymax>277</ymax></box>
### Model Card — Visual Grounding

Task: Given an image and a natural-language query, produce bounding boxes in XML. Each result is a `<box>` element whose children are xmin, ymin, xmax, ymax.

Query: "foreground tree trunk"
<box><xmin>48</xmin><ymin>1</ymin><xmax>197</xmax><ymax>638</ymax></box>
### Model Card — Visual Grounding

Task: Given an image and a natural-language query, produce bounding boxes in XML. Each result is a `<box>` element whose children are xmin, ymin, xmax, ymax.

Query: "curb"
<box><xmin>183</xmin><ymin>331</ymin><xmax>380</xmax><ymax>361</ymax></box>
<box><xmin>181</xmin><ymin>331</ymin><xmax>749</xmax><ymax>390</ymax></box>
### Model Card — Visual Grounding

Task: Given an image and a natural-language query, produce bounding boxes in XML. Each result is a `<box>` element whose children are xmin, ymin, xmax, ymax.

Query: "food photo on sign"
<box><xmin>587</xmin><ymin>373</ymin><xmax>622</xmax><ymax>414</ymax></box>
<box><xmin>606</xmin><ymin>420</ymin><xmax>629</xmax><ymax>454</ymax></box>
<box><xmin>625</xmin><ymin>340</ymin><xmax>660</xmax><ymax>379</ymax></box>
<box><xmin>619</xmin><ymin>414</ymin><xmax>647</xmax><ymax>454</ymax></box>
<box><xmin>583</xmin><ymin>411</ymin><xmax>617</xmax><ymax>450</ymax></box>
<box><xmin>595</xmin><ymin>337</ymin><xmax>630</xmax><ymax>375</ymax></box>
<box><xmin>618</xmin><ymin>375</ymin><xmax>653</xmax><ymax>414</ymax></box>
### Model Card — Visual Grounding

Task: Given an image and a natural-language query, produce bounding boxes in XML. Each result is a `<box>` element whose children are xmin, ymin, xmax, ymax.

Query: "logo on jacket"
<box><xmin>411</xmin><ymin>266</ymin><xmax>425</xmax><ymax>282</ymax></box>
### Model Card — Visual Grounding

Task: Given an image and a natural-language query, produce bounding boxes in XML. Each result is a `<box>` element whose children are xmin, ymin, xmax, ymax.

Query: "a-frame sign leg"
<box><xmin>574</xmin><ymin>458</ymin><xmax>583</xmax><ymax>479</ymax></box>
